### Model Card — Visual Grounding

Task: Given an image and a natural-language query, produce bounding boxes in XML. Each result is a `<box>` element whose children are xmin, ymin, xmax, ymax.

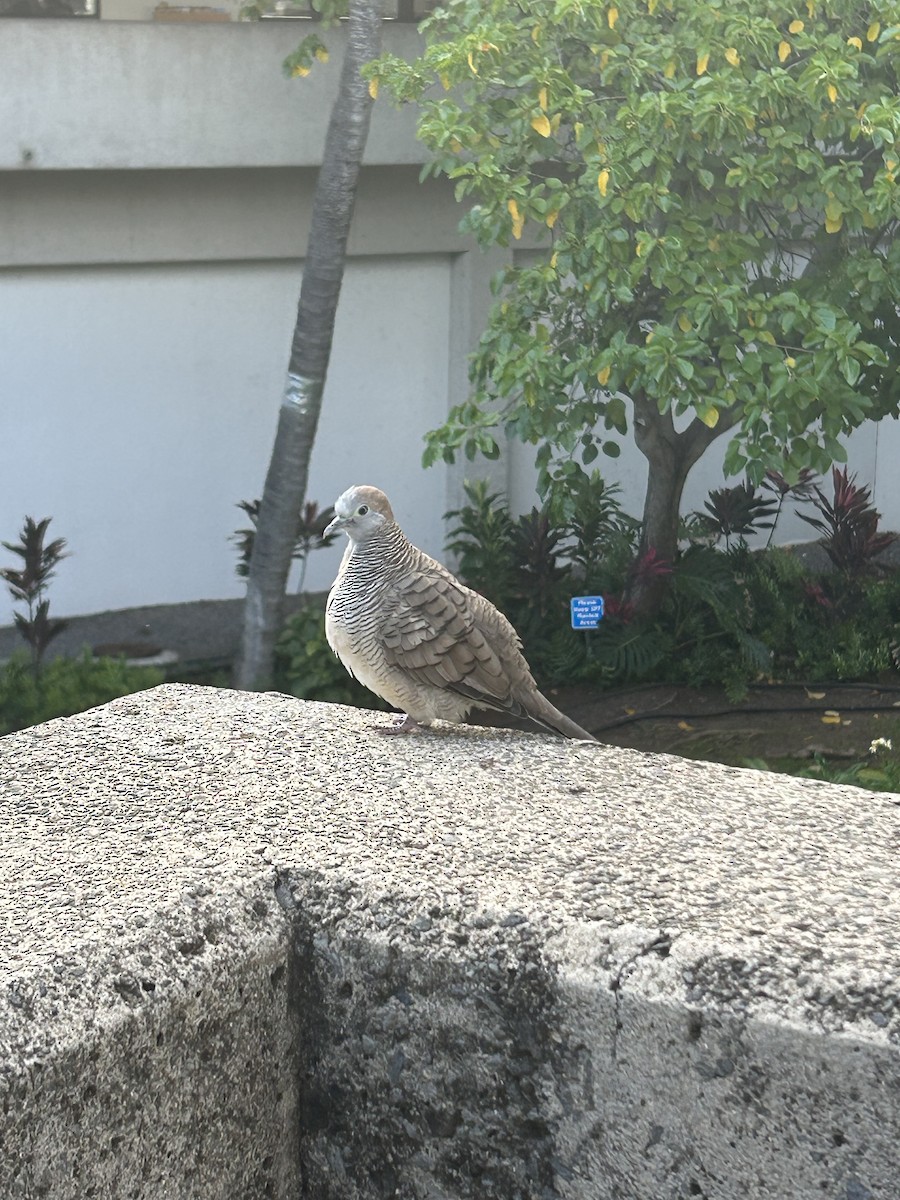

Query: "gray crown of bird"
<box><xmin>324</xmin><ymin>485</ymin><xmax>596</xmax><ymax>741</ymax></box>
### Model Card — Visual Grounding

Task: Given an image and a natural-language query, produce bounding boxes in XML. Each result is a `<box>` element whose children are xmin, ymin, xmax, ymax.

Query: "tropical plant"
<box><xmin>232</xmin><ymin>499</ymin><xmax>336</xmax><ymax>593</ymax></box>
<box><xmin>693</xmin><ymin>481</ymin><xmax>778</xmax><ymax>547</ymax></box>
<box><xmin>560</xmin><ymin>472</ymin><xmax>640</xmax><ymax>589</ymax></box>
<box><xmin>798</xmin><ymin>465</ymin><xmax>897</xmax><ymax>573</ymax></box>
<box><xmin>760</xmin><ymin>467</ymin><xmax>817</xmax><ymax>547</ymax></box>
<box><xmin>1</xmin><ymin>517</ymin><xmax>69</xmax><ymax>676</ymax></box>
<box><xmin>445</xmin><ymin>479</ymin><xmax>517</xmax><ymax>609</ymax></box>
<box><xmin>444</xmin><ymin>477</ymin><xmax>656</xmax><ymax>683</ymax></box>
<box><xmin>374</xmin><ymin>0</ymin><xmax>900</xmax><ymax>616</ymax></box>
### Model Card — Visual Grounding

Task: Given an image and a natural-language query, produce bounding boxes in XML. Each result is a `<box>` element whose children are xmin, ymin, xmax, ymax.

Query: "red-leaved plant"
<box><xmin>798</xmin><ymin>467</ymin><xmax>896</xmax><ymax>573</ymax></box>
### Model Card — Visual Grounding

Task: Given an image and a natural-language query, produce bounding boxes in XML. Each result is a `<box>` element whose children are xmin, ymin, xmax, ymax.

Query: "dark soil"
<box><xmin>531</xmin><ymin>679</ymin><xmax>900</xmax><ymax>765</ymax></box>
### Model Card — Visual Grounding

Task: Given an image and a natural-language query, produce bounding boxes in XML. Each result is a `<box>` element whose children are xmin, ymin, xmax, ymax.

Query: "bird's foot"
<box><xmin>374</xmin><ymin>713</ymin><xmax>424</xmax><ymax>736</ymax></box>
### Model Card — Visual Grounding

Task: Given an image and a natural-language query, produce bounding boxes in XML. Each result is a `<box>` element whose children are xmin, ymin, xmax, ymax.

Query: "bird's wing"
<box><xmin>380</xmin><ymin>563</ymin><xmax>526</xmax><ymax>707</ymax></box>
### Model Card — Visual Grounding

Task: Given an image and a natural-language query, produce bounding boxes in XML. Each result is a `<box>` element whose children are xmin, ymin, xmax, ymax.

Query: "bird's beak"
<box><xmin>324</xmin><ymin>514</ymin><xmax>346</xmax><ymax>537</ymax></box>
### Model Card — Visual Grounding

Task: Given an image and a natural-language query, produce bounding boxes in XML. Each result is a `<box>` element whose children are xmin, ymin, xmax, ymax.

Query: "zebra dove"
<box><xmin>324</xmin><ymin>485</ymin><xmax>596</xmax><ymax>740</ymax></box>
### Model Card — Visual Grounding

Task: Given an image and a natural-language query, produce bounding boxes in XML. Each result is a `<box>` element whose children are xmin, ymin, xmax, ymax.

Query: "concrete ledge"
<box><xmin>2</xmin><ymin>684</ymin><xmax>898</xmax><ymax>1198</ymax></box>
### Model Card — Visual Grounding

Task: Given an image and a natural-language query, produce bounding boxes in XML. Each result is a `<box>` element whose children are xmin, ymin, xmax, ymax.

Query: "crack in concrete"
<box><xmin>609</xmin><ymin>930</ymin><xmax>675</xmax><ymax>1061</ymax></box>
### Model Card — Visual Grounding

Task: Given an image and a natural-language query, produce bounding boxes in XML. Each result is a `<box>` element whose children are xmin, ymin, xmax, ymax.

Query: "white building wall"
<box><xmin>1</xmin><ymin>254</ymin><xmax>451</xmax><ymax>618</ymax></box>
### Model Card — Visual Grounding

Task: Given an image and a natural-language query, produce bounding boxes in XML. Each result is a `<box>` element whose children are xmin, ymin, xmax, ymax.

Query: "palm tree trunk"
<box><xmin>234</xmin><ymin>0</ymin><xmax>384</xmax><ymax>690</ymax></box>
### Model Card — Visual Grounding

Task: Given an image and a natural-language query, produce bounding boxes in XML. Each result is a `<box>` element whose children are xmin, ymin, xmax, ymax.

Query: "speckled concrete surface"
<box><xmin>1</xmin><ymin>684</ymin><xmax>899</xmax><ymax>1199</ymax></box>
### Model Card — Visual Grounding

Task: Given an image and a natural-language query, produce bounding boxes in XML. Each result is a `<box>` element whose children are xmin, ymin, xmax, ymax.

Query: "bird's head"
<box><xmin>324</xmin><ymin>485</ymin><xmax>396</xmax><ymax>543</ymax></box>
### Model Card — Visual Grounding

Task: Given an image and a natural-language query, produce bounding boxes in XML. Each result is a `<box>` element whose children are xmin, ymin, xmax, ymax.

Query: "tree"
<box><xmin>234</xmin><ymin>0</ymin><xmax>385</xmax><ymax>689</ymax></box>
<box><xmin>374</xmin><ymin>0</ymin><xmax>900</xmax><ymax>612</ymax></box>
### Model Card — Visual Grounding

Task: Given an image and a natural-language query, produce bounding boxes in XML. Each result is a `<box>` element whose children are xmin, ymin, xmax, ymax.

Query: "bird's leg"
<box><xmin>374</xmin><ymin>713</ymin><xmax>424</xmax><ymax>735</ymax></box>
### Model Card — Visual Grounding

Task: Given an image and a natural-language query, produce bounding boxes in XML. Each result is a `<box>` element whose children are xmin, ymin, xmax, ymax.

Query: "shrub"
<box><xmin>440</xmin><ymin>470</ymin><xmax>900</xmax><ymax>697</ymax></box>
<box><xmin>0</xmin><ymin>652</ymin><xmax>164</xmax><ymax>735</ymax></box>
<box><xmin>799</xmin><ymin>466</ymin><xmax>897</xmax><ymax>574</ymax></box>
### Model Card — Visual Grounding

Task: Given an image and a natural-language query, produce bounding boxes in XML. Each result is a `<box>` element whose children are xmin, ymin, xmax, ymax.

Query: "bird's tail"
<box><xmin>520</xmin><ymin>690</ymin><xmax>598</xmax><ymax>742</ymax></box>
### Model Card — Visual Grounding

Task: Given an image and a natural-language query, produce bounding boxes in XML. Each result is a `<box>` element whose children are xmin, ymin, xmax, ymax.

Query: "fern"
<box><xmin>583</xmin><ymin>625</ymin><xmax>672</xmax><ymax>682</ymax></box>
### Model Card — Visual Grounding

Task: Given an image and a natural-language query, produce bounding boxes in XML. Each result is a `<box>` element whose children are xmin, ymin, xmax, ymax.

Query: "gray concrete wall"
<box><xmin>2</xmin><ymin>685</ymin><xmax>898</xmax><ymax>1198</ymax></box>
<box><xmin>0</xmin><ymin>24</ymin><xmax>425</xmax><ymax>171</ymax></box>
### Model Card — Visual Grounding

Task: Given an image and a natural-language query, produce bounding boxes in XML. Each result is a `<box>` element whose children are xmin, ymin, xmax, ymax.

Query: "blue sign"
<box><xmin>570</xmin><ymin>596</ymin><xmax>605</xmax><ymax>630</ymax></box>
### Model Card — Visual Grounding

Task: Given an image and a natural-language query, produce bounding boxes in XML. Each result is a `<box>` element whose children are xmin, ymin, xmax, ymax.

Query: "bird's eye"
<box><xmin>357</xmin><ymin>504</ymin><xmax>369</xmax><ymax>516</ymax></box>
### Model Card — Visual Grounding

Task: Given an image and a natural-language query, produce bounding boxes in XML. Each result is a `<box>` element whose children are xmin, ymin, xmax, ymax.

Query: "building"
<box><xmin>2</xmin><ymin>13</ymin><xmax>898</xmax><ymax>624</ymax></box>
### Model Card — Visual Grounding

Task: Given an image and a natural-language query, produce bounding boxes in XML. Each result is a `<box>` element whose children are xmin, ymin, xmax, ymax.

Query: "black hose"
<box><xmin>592</xmin><ymin>697</ymin><xmax>900</xmax><ymax>734</ymax></box>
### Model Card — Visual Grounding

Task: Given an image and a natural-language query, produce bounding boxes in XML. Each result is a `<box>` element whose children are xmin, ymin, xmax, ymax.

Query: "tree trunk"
<box><xmin>234</xmin><ymin>0</ymin><xmax>384</xmax><ymax>691</ymax></box>
<box><xmin>629</xmin><ymin>398</ymin><xmax>738</xmax><ymax>616</ymax></box>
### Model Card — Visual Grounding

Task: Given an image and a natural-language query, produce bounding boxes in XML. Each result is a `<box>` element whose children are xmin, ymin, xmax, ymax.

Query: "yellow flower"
<box><xmin>725</xmin><ymin>47</ymin><xmax>740</xmax><ymax>66</ymax></box>
<box><xmin>538</xmin><ymin>86</ymin><xmax>548</xmax><ymax>111</ymax></box>
<box><xmin>608</xmin><ymin>6</ymin><xmax>618</xmax><ymax>29</ymax></box>
<box><xmin>778</xmin><ymin>40</ymin><xmax>791</xmax><ymax>62</ymax></box>
<box><xmin>847</xmin><ymin>36</ymin><xmax>863</xmax><ymax>50</ymax></box>
<box><xmin>531</xmin><ymin>114</ymin><xmax>552</xmax><ymax>137</ymax></box>
<box><xmin>598</xmin><ymin>169</ymin><xmax>610</xmax><ymax>197</ymax></box>
<box><xmin>597</xmin><ymin>365</ymin><xmax>611</xmax><ymax>386</ymax></box>
<box><xmin>292</xmin><ymin>64</ymin><xmax>310</xmax><ymax>78</ymax></box>
<box><xmin>867</xmin><ymin>21</ymin><xmax>881</xmax><ymax>41</ymax></box>
<box><xmin>788</xmin><ymin>19</ymin><xmax>804</xmax><ymax>33</ymax></box>
<box><xmin>696</xmin><ymin>51</ymin><xmax>710</xmax><ymax>75</ymax></box>
<box><xmin>827</xmin><ymin>83</ymin><xmax>838</xmax><ymax>103</ymax></box>
<box><xmin>368</xmin><ymin>76</ymin><xmax>379</xmax><ymax>98</ymax></box>
<box><xmin>546</xmin><ymin>209</ymin><xmax>559</xmax><ymax>229</ymax></box>
<box><xmin>315</xmin><ymin>47</ymin><xmax>329</xmax><ymax>63</ymax></box>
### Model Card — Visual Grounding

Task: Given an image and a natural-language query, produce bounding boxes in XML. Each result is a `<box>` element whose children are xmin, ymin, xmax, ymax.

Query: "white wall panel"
<box><xmin>0</xmin><ymin>255</ymin><xmax>450</xmax><ymax>621</ymax></box>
